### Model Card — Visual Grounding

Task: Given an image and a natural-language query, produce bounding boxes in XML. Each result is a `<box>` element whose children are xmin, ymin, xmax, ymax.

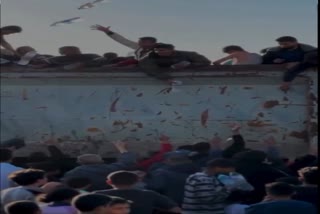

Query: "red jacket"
<box><xmin>137</xmin><ymin>143</ymin><xmax>173</xmax><ymax>170</ymax></box>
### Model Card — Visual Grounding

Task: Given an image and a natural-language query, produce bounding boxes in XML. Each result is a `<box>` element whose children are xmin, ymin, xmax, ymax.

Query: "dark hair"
<box><xmin>1</xmin><ymin>26</ymin><xmax>22</xmax><ymax>33</ymax></box>
<box><xmin>1</xmin><ymin>138</ymin><xmax>25</xmax><ymax>149</ymax></box>
<box><xmin>72</xmin><ymin>194</ymin><xmax>113</xmax><ymax>212</ymax></box>
<box><xmin>108</xmin><ymin>196</ymin><xmax>131</xmax><ymax>206</ymax></box>
<box><xmin>226</xmin><ymin>190</ymin><xmax>251</xmax><ymax>204</ymax></box>
<box><xmin>302</xmin><ymin>168</ymin><xmax>318</xmax><ymax>185</ymax></box>
<box><xmin>265</xmin><ymin>182</ymin><xmax>295</xmax><ymax>196</ymax></box>
<box><xmin>139</xmin><ymin>37</ymin><xmax>157</xmax><ymax>43</ymax></box>
<box><xmin>207</xmin><ymin>158</ymin><xmax>235</xmax><ymax>168</ymax></box>
<box><xmin>9</xmin><ymin>169</ymin><xmax>46</xmax><ymax>186</ymax></box>
<box><xmin>108</xmin><ymin>171</ymin><xmax>139</xmax><ymax>186</ymax></box>
<box><xmin>28</xmin><ymin>152</ymin><xmax>48</xmax><ymax>163</ymax></box>
<box><xmin>5</xmin><ymin>201</ymin><xmax>40</xmax><ymax>214</ymax></box>
<box><xmin>0</xmin><ymin>148</ymin><xmax>12</xmax><ymax>162</ymax></box>
<box><xmin>39</xmin><ymin>188</ymin><xmax>79</xmax><ymax>203</ymax></box>
<box><xmin>155</xmin><ymin>43</ymin><xmax>175</xmax><ymax>50</ymax></box>
<box><xmin>103</xmin><ymin>52</ymin><xmax>118</xmax><ymax>58</ymax></box>
<box><xmin>223</xmin><ymin>45</ymin><xmax>244</xmax><ymax>53</ymax></box>
<box><xmin>276</xmin><ymin>36</ymin><xmax>297</xmax><ymax>43</ymax></box>
<box><xmin>176</xmin><ymin>145</ymin><xmax>194</xmax><ymax>151</ymax></box>
<box><xmin>276</xmin><ymin>177</ymin><xmax>302</xmax><ymax>186</ymax></box>
<box><xmin>28</xmin><ymin>162</ymin><xmax>59</xmax><ymax>173</ymax></box>
<box><xmin>193</xmin><ymin>142</ymin><xmax>211</xmax><ymax>153</ymax></box>
<box><xmin>65</xmin><ymin>177</ymin><xmax>92</xmax><ymax>189</ymax></box>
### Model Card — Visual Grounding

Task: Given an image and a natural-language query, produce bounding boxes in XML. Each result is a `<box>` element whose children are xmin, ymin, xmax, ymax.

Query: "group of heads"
<box><xmin>4</xmin><ymin>170</ymin><xmax>142</xmax><ymax>214</ymax></box>
<box><xmin>5</xmin><ymin>194</ymin><xmax>131</xmax><ymax>214</ymax></box>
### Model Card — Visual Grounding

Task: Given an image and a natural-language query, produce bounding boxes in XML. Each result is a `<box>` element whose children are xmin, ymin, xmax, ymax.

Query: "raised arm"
<box><xmin>0</xmin><ymin>35</ymin><xmax>16</xmax><ymax>54</ymax></box>
<box><xmin>91</xmin><ymin>25</ymin><xmax>139</xmax><ymax>50</ymax></box>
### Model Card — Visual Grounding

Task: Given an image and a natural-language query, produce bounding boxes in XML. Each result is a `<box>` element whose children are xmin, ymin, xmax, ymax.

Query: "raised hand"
<box><xmin>159</xmin><ymin>134</ymin><xmax>170</xmax><ymax>142</ymax></box>
<box><xmin>91</xmin><ymin>24</ymin><xmax>111</xmax><ymax>33</ymax></box>
<box><xmin>228</xmin><ymin>122</ymin><xmax>241</xmax><ymax>134</ymax></box>
<box><xmin>113</xmin><ymin>140</ymin><xmax>128</xmax><ymax>153</ymax></box>
<box><xmin>264</xmin><ymin>136</ymin><xmax>276</xmax><ymax>146</ymax></box>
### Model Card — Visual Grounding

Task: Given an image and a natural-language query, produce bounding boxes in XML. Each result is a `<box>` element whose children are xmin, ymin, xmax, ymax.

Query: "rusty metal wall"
<box><xmin>0</xmin><ymin>67</ymin><xmax>317</xmax><ymax>158</ymax></box>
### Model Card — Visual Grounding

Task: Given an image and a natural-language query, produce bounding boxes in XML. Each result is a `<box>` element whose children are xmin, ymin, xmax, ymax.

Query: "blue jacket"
<box><xmin>245</xmin><ymin>200</ymin><xmax>317</xmax><ymax>214</ymax></box>
<box><xmin>145</xmin><ymin>162</ymin><xmax>200</xmax><ymax>205</ymax></box>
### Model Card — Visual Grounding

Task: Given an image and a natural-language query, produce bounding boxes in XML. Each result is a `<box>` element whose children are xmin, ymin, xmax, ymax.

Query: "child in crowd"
<box><xmin>213</xmin><ymin>45</ymin><xmax>262</xmax><ymax>65</ymax></box>
<box><xmin>65</xmin><ymin>177</ymin><xmax>92</xmax><ymax>194</ymax></box>
<box><xmin>72</xmin><ymin>193</ymin><xmax>131</xmax><ymax>214</ymax></box>
<box><xmin>38</xmin><ymin>188</ymin><xmax>79</xmax><ymax>214</ymax></box>
<box><xmin>4</xmin><ymin>201</ymin><xmax>41</xmax><ymax>214</ymax></box>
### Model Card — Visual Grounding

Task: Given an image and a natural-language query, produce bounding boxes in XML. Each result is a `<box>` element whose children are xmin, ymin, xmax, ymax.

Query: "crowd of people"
<box><xmin>0</xmin><ymin>25</ymin><xmax>318</xmax><ymax>90</ymax></box>
<box><xmin>0</xmin><ymin>124</ymin><xmax>318</xmax><ymax>214</ymax></box>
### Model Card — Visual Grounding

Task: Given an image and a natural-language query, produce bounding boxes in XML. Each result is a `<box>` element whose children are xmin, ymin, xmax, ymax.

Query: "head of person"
<box><xmin>1</xmin><ymin>138</ymin><xmax>25</xmax><ymax>151</ymax></box>
<box><xmin>59</xmin><ymin>46</ymin><xmax>82</xmax><ymax>56</ymax></box>
<box><xmin>28</xmin><ymin>152</ymin><xmax>48</xmax><ymax>163</ymax></box>
<box><xmin>298</xmin><ymin>166</ymin><xmax>318</xmax><ymax>185</ymax></box>
<box><xmin>138</xmin><ymin>37</ymin><xmax>157</xmax><ymax>49</ymax></box>
<box><xmin>206</xmin><ymin>158</ymin><xmax>236</xmax><ymax>175</ymax></box>
<box><xmin>5</xmin><ymin>201</ymin><xmax>41</xmax><ymax>214</ymax></box>
<box><xmin>28</xmin><ymin>162</ymin><xmax>61</xmax><ymax>179</ymax></box>
<box><xmin>41</xmin><ymin>182</ymin><xmax>65</xmax><ymax>193</ymax></box>
<box><xmin>163</xmin><ymin>151</ymin><xmax>191</xmax><ymax>165</ymax></box>
<box><xmin>65</xmin><ymin>177</ymin><xmax>92</xmax><ymax>190</ymax></box>
<box><xmin>176</xmin><ymin>145</ymin><xmax>194</xmax><ymax>152</ymax></box>
<box><xmin>107</xmin><ymin>171</ymin><xmax>139</xmax><ymax>189</ymax></box>
<box><xmin>154</xmin><ymin>43</ymin><xmax>175</xmax><ymax>57</ymax></box>
<box><xmin>223</xmin><ymin>45</ymin><xmax>245</xmax><ymax>54</ymax></box>
<box><xmin>193</xmin><ymin>142</ymin><xmax>211</xmax><ymax>154</ymax></box>
<box><xmin>276</xmin><ymin>177</ymin><xmax>302</xmax><ymax>186</ymax></box>
<box><xmin>276</xmin><ymin>36</ymin><xmax>299</xmax><ymax>50</ymax></box>
<box><xmin>265</xmin><ymin>182</ymin><xmax>295</xmax><ymax>200</ymax></box>
<box><xmin>77</xmin><ymin>154</ymin><xmax>104</xmax><ymax>165</ymax></box>
<box><xmin>16</xmin><ymin>46</ymin><xmax>36</xmax><ymax>56</ymax></box>
<box><xmin>0</xmin><ymin>26</ymin><xmax>22</xmax><ymax>35</ymax></box>
<box><xmin>0</xmin><ymin>148</ymin><xmax>13</xmax><ymax>163</ymax></box>
<box><xmin>72</xmin><ymin>194</ymin><xmax>130</xmax><ymax>214</ymax></box>
<box><xmin>226</xmin><ymin>190</ymin><xmax>251</xmax><ymax>204</ymax></box>
<box><xmin>9</xmin><ymin>169</ymin><xmax>47</xmax><ymax>187</ymax></box>
<box><xmin>103</xmin><ymin>52</ymin><xmax>118</xmax><ymax>59</ymax></box>
<box><xmin>39</xmin><ymin>188</ymin><xmax>80</xmax><ymax>204</ymax></box>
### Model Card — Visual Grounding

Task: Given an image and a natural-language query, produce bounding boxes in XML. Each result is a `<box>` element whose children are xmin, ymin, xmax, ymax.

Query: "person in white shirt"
<box><xmin>213</xmin><ymin>45</ymin><xmax>262</xmax><ymax>65</ymax></box>
<box><xmin>0</xmin><ymin>148</ymin><xmax>24</xmax><ymax>190</ymax></box>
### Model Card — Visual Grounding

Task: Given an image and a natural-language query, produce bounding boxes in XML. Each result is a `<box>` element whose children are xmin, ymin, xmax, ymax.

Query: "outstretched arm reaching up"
<box><xmin>91</xmin><ymin>25</ymin><xmax>139</xmax><ymax>50</ymax></box>
<box><xmin>0</xmin><ymin>35</ymin><xmax>16</xmax><ymax>54</ymax></box>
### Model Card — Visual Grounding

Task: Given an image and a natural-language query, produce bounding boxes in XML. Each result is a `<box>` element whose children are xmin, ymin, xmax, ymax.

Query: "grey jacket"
<box><xmin>63</xmin><ymin>152</ymin><xmax>137</xmax><ymax>191</ymax></box>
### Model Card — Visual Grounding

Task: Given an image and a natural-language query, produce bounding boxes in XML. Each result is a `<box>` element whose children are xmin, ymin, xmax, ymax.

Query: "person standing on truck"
<box><xmin>0</xmin><ymin>25</ymin><xmax>22</xmax><ymax>55</ymax></box>
<box><xmin>261</xmin><ymin>36</ymin><xmax>317</xmax><ymax>91</ymax></box>
<box><xmin>91</xmin><ymin>24</ymin><xmax>157</xmax><ymax>61</ymax></box>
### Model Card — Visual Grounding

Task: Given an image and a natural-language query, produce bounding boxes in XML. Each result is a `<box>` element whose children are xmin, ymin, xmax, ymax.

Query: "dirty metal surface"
<box><xmin>0</xmin><ymin>67</ymin><xmax>317</xmax><ymax>158</ymax></box>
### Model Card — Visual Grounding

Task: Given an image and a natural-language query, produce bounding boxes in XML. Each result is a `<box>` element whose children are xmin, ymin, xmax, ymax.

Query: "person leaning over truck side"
<box><xmin>91</xmin><ymin>25</ymin><xmax>157</xmax><ymax>61</ymax></box>
<box><xmin>139</xmin><ymin>43</ymin><xmax>211</xmax><ymax>81</ymax></box>
<box><xmin>261</xmin><ymin>36</ymin><xmax>317</xmax><ymax>91</ymax></box>
<box><xmin>212</xmin><ymin>45</ymin><xmax>262</xmax><ymax>65</ymax></box>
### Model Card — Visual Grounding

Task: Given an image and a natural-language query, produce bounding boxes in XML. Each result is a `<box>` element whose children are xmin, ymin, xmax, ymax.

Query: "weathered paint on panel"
<box><xmin>0</xmin><ymin>66</ymin><xmax>317</xmax><ymax>158</ymax></box>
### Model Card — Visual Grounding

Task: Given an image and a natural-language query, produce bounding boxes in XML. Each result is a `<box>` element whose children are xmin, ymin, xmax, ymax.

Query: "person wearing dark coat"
<box><xmin>145</xmin><ymin>151</ymin><xmax>200</xmax><ymax>205</ymax></box>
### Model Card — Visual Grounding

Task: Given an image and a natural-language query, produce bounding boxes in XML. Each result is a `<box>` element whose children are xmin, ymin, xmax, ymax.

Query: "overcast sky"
<box><xmin>1</xmin><ymin>0</ymin><xmax>317</xmax><ymax>59</ymax></box>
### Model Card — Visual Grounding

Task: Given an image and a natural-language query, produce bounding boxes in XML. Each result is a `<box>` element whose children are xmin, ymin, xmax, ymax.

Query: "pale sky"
<box><xmin>1</xmin><ymin>0</ymin><xmax>318</xmax><ymax>59</ymax></box>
